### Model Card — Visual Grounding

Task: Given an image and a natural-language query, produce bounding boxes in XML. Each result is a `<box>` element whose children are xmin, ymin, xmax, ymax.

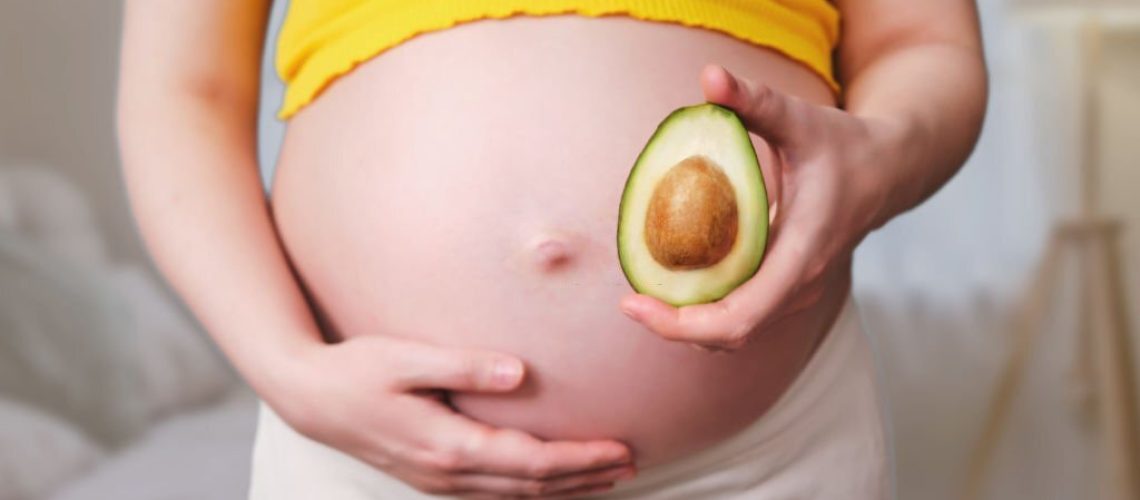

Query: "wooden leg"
<box><xmin>964</xmin><ymin>231</ymin><xmax>1066</xmax><ymax>500</ymax></box>
<box><xmin>1089</xmin><ymin>227</ymin><xmax>1140</xmax><ymax>500</ymax></box>
<box><xmin>1072</xmin><ymin>249</ymin><xmax>1098</xmax><ymax>423</ymax></box>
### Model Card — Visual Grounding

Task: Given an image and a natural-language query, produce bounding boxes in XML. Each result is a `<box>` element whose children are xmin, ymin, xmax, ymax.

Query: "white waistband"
<box><xmin>597</xmin><ymin>295</ymin><xmax>884</xmax><ymax>498</ymax></box>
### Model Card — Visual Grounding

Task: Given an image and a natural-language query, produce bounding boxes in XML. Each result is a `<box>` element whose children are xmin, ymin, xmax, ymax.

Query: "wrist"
<box><xmin>858</xmin><ymin>113</ymin><xmax>929</xmax><ymax>233</ymax></box>
<box><xmin>232</xmin><ymin>330</ymin><xmax>326</xmax><ymax>402</ymax></box>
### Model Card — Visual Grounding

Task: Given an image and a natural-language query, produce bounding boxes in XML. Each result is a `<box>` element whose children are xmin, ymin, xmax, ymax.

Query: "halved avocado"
<box><xmin>617</xmin><ymin>104</ymin><xmax>768</xmax><ymax>306</ymax></box>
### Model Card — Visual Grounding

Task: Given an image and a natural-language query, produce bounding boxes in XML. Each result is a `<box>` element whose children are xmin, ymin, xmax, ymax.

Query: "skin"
<box><xmin>272</xmin><ymin>15</ymin><xmax>832</xmax><ymax>472</ymax></box>
<box><xmin>119</xmin><ymin>3</ymin><xmax>632</xmax><ymax>498</ymax></box>
<box><xmin>621</xmin><ymin>0</ymin><xmax>989</xmax><ymax>352</ymax></box>
<box><xmin>116</xmin><ymin>1</ymin><xmax>985</xmax><ymax>498</ymax></box>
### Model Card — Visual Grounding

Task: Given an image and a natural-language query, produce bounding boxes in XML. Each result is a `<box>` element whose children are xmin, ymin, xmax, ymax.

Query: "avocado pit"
<box><xmin>644</xmin><ymin>155</ymin><xmax>739</xmax><ymax>270</ymax></box>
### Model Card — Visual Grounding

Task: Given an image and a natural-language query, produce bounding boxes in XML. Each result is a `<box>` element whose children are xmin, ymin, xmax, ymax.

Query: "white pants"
<box><xmin>249</xmin><ymin>297</ymin><xmax>893</xmax><ymax>499</ymax></box>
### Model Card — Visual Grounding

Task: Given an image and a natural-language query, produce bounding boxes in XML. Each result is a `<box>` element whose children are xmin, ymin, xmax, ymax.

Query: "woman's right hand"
<box><xmin>262</xmin><ymin>335</ymin><xmax>637</xmax><ymax>499</ymax></box>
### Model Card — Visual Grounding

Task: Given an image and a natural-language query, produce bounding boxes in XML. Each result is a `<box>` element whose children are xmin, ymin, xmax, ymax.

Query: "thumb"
<box><xmin>386</xmin><ymin>339</ymin><xmax>526</xmax><ymax>393</ymax></box>
<box><xmin>700</xmin><ymin>64</ymin><xmax>803</xmax><ymax>148</ymax></box>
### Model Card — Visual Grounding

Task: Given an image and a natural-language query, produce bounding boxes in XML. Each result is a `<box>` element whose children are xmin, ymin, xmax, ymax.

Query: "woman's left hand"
<box><xmin>619</xmin><ymin>64</ymin><xmax>909</xmax><ymax>352</ymax></box>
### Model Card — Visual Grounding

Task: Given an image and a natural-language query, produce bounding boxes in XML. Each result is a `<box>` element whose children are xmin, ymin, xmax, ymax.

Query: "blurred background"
<box><xmin>1</xmin><ymin>0</ymin><xmax>1138</xmax><ymax>499</ymax></box>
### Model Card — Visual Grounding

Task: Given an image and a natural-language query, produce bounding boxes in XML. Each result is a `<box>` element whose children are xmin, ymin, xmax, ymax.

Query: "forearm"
<box><xmin>844</xmin><ymin>41</ymin><xmax>988</xmax><ymax>230</ymax></box>
<box><xmin>116</xmin><ymin>0</ymin><xmax>315</xmax><ymax>395</ymax></box>
<box><xmin>118</xmin><ymin>94</ymin><xmax>321</xmax><ymax>393</ymax></box>
<box><xmin>834</xmin><ymin>0</ymin><xmax>988</xmax><ymax>232</ymax></box>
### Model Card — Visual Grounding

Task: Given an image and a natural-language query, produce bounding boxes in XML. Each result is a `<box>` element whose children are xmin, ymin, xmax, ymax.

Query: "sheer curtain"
<box><xmin>256</xmin><ymin>1</ymin><xmax>1108</xmax><ymax>498</ymax></box>
<box><xmin>854</xmin><ymin>2</ymin><xmax>1128</xmax><ymax>499</ymax></box>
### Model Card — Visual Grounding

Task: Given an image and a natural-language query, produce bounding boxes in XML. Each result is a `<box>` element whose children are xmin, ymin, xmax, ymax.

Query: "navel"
<box><xmin>527</xmin><ymin>234</ymin><xmax>578</xmax><ymax>273</ymax></box>
<box><xmin>531</xmin><ymin>238</ymin><xmax>574</xmax><ymax>272</ymax></box>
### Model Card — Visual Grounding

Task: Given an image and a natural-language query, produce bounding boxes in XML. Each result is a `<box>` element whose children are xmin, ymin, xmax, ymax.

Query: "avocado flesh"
<box><xmin>618</xmin><ymin>104</ymin><xmax>768</xmax><ymax>306</ymax></box>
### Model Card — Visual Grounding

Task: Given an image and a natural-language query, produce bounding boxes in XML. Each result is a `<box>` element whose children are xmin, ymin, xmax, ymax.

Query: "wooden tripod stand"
<box><xmin>964</xmin><ymin>13</ymin><xmax>1140</xmax><ymax>500</ymax></box>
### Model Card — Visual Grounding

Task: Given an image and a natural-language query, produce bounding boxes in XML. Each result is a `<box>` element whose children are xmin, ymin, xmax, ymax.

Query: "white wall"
<box><xmin>0</xmin><ymin>0</ymin><xmax>288</xmax><ymax>263</ymax></box>
<box><xmin>0</xmin><ymin>0</ymin><xmax>140</xmax><ymax>263</ymax></box>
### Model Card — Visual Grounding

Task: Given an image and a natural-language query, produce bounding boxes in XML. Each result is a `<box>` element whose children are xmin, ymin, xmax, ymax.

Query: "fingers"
<box><xmin>393</xmin><ymin>402</ymin><xmax>635</xmax><ymax>497</ymax></box>
<box><xmin>620</xmin><ymin>294</ymin><xmax>742</xmax><ymax>347</ymax></box>
<box><xmin>717</xmin><ymin>226</ymin><xmax>813</xmax><ymax>332</ymax></box>
<box><xmin>527</xmin><ymin>464</ymin><xmax>633</xmax><ymax>496</ymax></box>
<box><xmin>620</xmin><ymin>227</ymin><xmax>811</xmax><ymax>349</ymax></box>
<box><xmin>386</xmin><ymin>339</ymin><xmax>526</xmax><ymax>393</ymax></box>
<box><xmin>700</xmin><ymin>64</ymin><xmax>805</xmax><ymax>148</ymax></box>
<box><xmin>414</xmin><ymin>404</ymin><xmax>633</xmax><ymax>480</ymax></box>
<box><xmin>432</xmin><ymin>463</ymin><xmax>634</xmax><ymax>499</ymax></box>
<box><xmin>459</xmin><ymin>481</ymin><xmax>621</xmax><ymax>499</ymax></box>
<box><xmin>536</xmin><ymin>481</ymin><xmax>624</xmax><ymax>499</ymax></box>
<box><xmin>316</xmin><ymin>336</ymin><xmax>638</xmax><ymax>498</ymax></box>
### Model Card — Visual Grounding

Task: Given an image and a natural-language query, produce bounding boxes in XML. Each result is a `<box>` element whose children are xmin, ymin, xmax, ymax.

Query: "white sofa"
<box><xmin>0</xmin><ymin>167</ymin><xmax>257</xmax><ymax>500</ymax></box>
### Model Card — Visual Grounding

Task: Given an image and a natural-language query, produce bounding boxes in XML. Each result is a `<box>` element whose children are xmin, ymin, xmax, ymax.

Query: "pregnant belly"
<box><xmin>271</xmin><ymin>15</ymin><xmax>839</xmax><ymax>466</ymax></box>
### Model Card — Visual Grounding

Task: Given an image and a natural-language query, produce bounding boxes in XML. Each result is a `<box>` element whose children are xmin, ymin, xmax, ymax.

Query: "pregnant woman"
<box><xmin>117</xmin><ymin>1</ymin><xmax>986</xmax><ymax>498</ymax></box>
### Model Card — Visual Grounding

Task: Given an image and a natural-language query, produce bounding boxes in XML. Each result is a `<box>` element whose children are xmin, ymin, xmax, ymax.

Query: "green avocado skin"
<box><xmin>616</xmin><ymin>103</ymin><xmax>769</xmax><ymax>307</ymax></box>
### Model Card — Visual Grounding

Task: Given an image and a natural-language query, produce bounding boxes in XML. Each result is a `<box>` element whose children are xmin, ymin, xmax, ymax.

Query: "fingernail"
<box><xmin>491</xmin><ymin>359</ymin><xmax>523</xmax><ymax>386</ymax></box>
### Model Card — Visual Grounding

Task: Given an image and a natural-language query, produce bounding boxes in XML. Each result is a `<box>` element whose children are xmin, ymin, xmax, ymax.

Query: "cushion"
<box><xmin>0</xmin><ymin>166</ymin><xmax>236</xmax><ymax>448</ymax></box>
<box><xmin>0</xmin><ymin>167</ymin><xmax>106</xmax><ymax>267</ymax></box>
<box><xmin>106</xmin><ymin>265</ymin><xmax>233</xmax><ymax>423</ymax></box>
<box><xmin>0</xmin><ymin>397</ymin><xmax>105</xmax><ymax>500</ymax></box>
<box><xmin>52</xmin><ymin>388</ymin><xmax>257</xmax><ymax>500</ymax></box>
<box><xmin>0</xmin><ymin>231</ymin><xmax>149</xmax><ymax>446</ymax></box>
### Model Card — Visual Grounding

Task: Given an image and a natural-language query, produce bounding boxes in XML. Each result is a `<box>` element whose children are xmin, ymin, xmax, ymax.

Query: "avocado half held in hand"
<box><xmin>617</xmin><ymin>104</ymin><xmax>769</xmax><ymax>306</ymax></box>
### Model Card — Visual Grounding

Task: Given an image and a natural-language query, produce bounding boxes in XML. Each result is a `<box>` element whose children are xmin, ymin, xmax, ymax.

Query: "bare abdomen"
<box><xmin>270</xmin><ymin>14</ymin><xmax>838</xmax><ymax>465</ymax></box>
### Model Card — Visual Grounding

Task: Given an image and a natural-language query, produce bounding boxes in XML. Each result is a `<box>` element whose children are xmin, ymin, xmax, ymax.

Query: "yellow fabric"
<box><xmin>275</xmin><ymin>0</ymin><xmax>841</xmax><ymax>119</ymax></box>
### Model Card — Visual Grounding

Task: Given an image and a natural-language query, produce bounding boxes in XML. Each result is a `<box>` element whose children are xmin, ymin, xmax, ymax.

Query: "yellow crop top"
<box><xmin>276</xmin><ymin>0</ymin><xmax>841</xmax><ymax>119</ymax></box>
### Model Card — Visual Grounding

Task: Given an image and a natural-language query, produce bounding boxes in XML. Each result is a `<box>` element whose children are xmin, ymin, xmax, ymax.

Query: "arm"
<box><xmin>620</xmin><ymin>0</ymin><xmax>987</xmax><ymax>348</ymax></box>
<box><xmin>118</xmin><ymin>0</ymin><xmax>313</xmax><ymax>406</ymax></box>
<box><xmin>118</xmin><ymin>2</ymin><xmax>633</xmax><ymax>497</ymax></box>
<box><xmin>837</xmin><ymin>0</ymin><xmax>988</xmax><ymax>231</ymax></box>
